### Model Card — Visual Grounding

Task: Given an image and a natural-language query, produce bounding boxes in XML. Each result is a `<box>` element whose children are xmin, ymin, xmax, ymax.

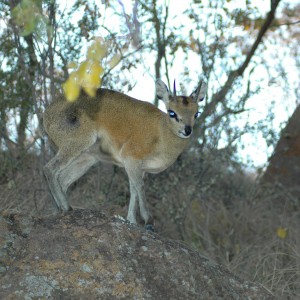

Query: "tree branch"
<box><xmin>271</xmin><ymin>20</ymin><xmax>300</xmax><ymax>27</ymax></box>
<box><xmin>198</xmin><ymin>0</ymin><xmax>282</xmax><ymax>124</ymax></box>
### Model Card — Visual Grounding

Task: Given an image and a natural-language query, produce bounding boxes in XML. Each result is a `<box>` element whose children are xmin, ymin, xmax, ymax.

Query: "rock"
<box><xmin>0</xmin><ymin>209</ymin><xmax>275</xmax><ymax>299</ymax></box>
<box><xmin>261</xmin><ymin>105</ymin><xmax>300</xmax><ymax>190</ymax></box>
<box><xmin>259</xmin><ymin>105</ymin><xmax>300</xmax><ymax>210</ymax></box>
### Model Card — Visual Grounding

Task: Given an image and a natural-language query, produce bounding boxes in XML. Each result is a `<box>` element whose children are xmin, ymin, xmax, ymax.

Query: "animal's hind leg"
<box><xmin>44</xmin><ymin>137</ymin><xmax>97</xmax><ymax>211</ymax></box>
<box><xmin>44</xmin><ymin>152</ymin><xmax>73</xmax><ymax>211</ymax></box>
<box><xmin>59</xmin><ymin>152</ymin><xmax>100</xmax><ymax>194</ymax></box>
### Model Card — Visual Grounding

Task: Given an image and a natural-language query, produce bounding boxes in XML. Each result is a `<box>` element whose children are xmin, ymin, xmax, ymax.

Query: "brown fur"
<box><xmin>43</xmin><ymin>80</ymin><xmax>207</xmax><ymax>226</ymax></box>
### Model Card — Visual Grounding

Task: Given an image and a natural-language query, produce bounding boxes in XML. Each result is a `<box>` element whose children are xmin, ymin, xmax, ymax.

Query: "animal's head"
<box><xmin>156</xmin><ymin>79</ymin><xmax>207</xmax><ymax>138</ymax></box>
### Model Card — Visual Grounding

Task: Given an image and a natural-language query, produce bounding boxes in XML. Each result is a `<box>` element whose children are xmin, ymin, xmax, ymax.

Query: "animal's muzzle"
<box><xmin>184</xmin><ymin>125</ymin><xmax>192</xmax><ymax>136</ymax></box>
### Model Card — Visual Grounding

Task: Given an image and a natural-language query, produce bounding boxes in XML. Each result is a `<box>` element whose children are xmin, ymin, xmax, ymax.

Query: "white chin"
<box><xmin>178</xmin><ymin>132</ymin><xmax>191</xmax><ymax>139</ymax></box>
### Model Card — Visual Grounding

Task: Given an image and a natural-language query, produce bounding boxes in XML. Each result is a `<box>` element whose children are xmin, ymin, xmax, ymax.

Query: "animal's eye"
<box><xmin>168</xmin><ymin>110</ymin><xmax>177</xmax><ymax>118</ymax></box>
<box><xmin>194</xmin><ymin>112</ymin><xmax>200</xmax><ymax>119</ymax></box>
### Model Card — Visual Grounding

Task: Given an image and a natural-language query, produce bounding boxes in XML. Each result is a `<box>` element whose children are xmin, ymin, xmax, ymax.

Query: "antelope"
<box><xmin>43</xmin><ymin>79</ymin><xmax>207</xmax><ymax>229</ymax></box>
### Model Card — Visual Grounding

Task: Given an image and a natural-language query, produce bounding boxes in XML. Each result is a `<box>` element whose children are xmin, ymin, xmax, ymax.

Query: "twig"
<box><xmin>272</xmin><ymin>20</ymin><xmax>300</xmax><ymax>27</ymax></box>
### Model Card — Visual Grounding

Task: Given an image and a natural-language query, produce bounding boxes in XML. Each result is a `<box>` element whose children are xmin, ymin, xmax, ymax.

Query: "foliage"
<box><xmin>11</xmin><ymin>0</ymin><xmax>51</xmax><ymax>37</ymax></box>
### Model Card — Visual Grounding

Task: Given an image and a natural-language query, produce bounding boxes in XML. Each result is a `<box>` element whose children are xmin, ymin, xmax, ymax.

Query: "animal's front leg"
<box><xmin>136</xmin><ymin>175</ymin><xmax>153</xmax><ymax>226</ymax></box>
<box><xmin>125</xmin><ymin>163</ymin><xmax>154</xmax><ymax>230</ymax></box>
<box><xmin>136</xmin><ymin>181</ymin><xmax>154</xmax><ymax>231</ymax></box>
<box><xmin>127</xmin><ymin>179</ymin><xmax>138</xmax><ymax>224</ymax></box>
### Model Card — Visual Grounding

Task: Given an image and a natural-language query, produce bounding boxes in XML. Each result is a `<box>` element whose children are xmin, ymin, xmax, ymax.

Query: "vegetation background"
<box><xmin>0</xmin><ymin>0</ymin><xmax>299</xmax><ymax>298</ymax></box>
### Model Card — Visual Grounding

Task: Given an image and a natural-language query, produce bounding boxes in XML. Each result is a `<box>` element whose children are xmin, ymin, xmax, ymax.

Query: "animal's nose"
<box><xmin>184</xmin><ymin>125</ymin><xmax>192</xmax><ymax>136</ymax></box>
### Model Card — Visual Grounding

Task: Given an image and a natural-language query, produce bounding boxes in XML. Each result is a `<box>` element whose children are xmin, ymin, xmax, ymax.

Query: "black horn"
<box><xmin>173</xmin><ymin>80</ymin><xmax>177</xmax><ymax>98</ymax></box>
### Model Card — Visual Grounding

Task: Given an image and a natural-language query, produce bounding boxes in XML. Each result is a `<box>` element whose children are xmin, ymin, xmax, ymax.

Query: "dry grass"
<box><xmin>184</xmin><ymin>193</ymin><xmax>300</xmax><ymax>299</ymax></box>
<box><xmin>0</xmin><ymin>150</ymin><xmax>299</xmax><ymax>299</ymax></box>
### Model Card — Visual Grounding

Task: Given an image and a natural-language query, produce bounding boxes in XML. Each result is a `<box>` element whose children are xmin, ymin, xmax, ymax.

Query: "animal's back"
<box><xmin>43</xmin><ymin>88</ymin><xmax>164</xmax><ymax>158</ymax></box>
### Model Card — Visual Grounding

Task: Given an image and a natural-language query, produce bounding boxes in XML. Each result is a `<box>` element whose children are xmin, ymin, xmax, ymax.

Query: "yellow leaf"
<box><xmin>77</xmin><ymin>61</ymin><xmax>89</xmax><ymax>79</ymax></box>
<box><xmin>83</xmin><ymin>86</ymin><xmax>97</xmax><ymax>97</ymax></box>
<box><xmin>67</xmin><ymin>61</ymin><xmax>78</xmax><ymax>69</ymax></box>
<box><xmin>88</xmin><ymin>63</ymin><xmax>103</xmax><ymax>85</ymax></box>
<box><xmin>62</xmin><ymin>38</ymin><xmax>110</xmax><ymax>99</ymax></box>
<box><xmin>190</xmin><ymin>41</ymin><xmax>197</xmax><ymax>51</ymax></box>
<box><xmin>244</xmin><ymin>24</ymin><xmax>251</xmax><ymax>31</ymax></box>
<box><xmin>79</xmin><ymin>61</ymin><xmax>103</xmax><ymax>88</ymax></box>
<box><xmin>109</xmin><ymin>53</ymin><xmax>121</xmax><ymax>69</ymax></box>
<box><xmin>87</xmin><ymin>40</ymin><xmax>107</xmax><ymax>61</ymax></box>
<box><xmin>276</xmin><ymin>227</ymin><xmax>288</xmax><ymax>239</ymax></box>
<box><xmin>63</xmin><ymin>73</ymin><xmax>80</xmax><ymax>102</ymax></box>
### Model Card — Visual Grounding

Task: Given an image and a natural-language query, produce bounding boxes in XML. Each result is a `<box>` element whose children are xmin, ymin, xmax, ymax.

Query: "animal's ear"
<box><xmin>156</xmin><ymin>79</ymin><xmax>170</xmax><ymax>104</ymax></box>
<box><xmin>190</xmin><ymin>79</ymin><xmax>207</xmax><ymax>103</ymax></box>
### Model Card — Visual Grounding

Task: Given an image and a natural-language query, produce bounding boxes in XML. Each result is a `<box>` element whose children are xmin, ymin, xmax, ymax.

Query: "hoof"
<box><xmin>145</xmin><ymin>224</ymin><xmax>154</xmax><ymax>232</ymax></box>
<box><xmin>56</xmin><ymin>205</ymin><xmax>73</xmax><ymax>213</ymax></box>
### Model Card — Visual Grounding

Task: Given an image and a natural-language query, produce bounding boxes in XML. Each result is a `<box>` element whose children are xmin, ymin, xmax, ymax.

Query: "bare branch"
<box><xmin>271</xmin><ymin>20</ymin><xmax>300</xmax><ymax>27</ymax></box>
<box><xmin>198</xmin><ymin>0</ymin><xmax>282</xmax><ymax>124</ymax></box>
